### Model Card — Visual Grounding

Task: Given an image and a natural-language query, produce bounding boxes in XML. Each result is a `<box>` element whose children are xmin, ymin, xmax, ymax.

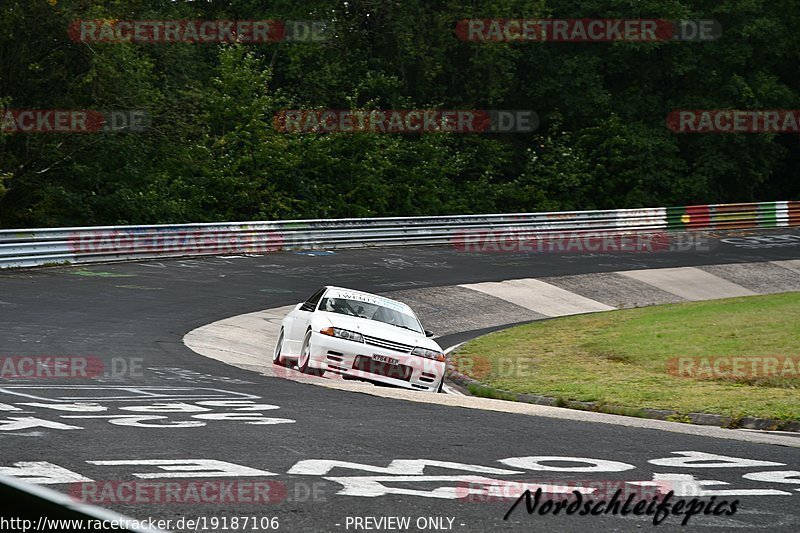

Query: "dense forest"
<box><xmin>1</xmin><ymin>0</ymin><xmax>798</xmax><ymax>228</ymax></box>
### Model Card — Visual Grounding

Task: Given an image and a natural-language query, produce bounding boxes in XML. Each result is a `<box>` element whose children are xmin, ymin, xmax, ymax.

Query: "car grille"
<box><xmin>354</xmin><ymin>356</ymin><xmax>412</xmax><ymax>381</ymax></box>
<box><xmin>362</xmin><ymin>334</ymin><xmax>414</xmax><ymax>354</ymax></box>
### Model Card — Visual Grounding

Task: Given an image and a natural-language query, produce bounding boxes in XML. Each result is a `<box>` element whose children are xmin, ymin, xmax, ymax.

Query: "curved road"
<box><xmin>1</xmin><ymin>228</ymin><xmax>799</xmax><ymax>532</ymax></box>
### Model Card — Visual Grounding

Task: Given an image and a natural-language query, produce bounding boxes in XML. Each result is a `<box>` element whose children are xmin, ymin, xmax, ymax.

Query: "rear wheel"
<box><xmin>298</xmin><ymin>331</ymin><xmax>325</xmax><ymax>376</ymax></box>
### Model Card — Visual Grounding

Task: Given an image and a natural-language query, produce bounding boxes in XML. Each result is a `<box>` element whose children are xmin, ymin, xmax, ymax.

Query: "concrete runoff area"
<box><xmin>617</xmin><ymin>266</ymin><xmax>757</xmax><ymax>301</ymax></box>
<box><xmin>773</xmin><ymin>259</ymin><xmax>800</xmax><ymax>276</ymax></box>
<box><xmin>458</xmin><ymin>278</ymin><xmax>615</xmax><ymax>316</ymax></box>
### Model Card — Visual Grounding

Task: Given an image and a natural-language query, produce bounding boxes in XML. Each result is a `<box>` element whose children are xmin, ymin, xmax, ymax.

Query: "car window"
<box><xmin>300</xmin><ymin>287</ymin><xmax>326</xmax><ymax>312</ymax></box>
<box><xmin>319</xmin><ymin>296</ymin><xmax>423</xmax><ymax>333</ymax></box>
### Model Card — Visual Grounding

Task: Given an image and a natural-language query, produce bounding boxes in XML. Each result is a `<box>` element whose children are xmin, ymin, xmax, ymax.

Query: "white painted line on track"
<box><xmin>441</xmin><ymin>384</ymin><xmax>463</xmax><ymax>396</ymax></box>
<box><xmin>444</xmin><ymin>343</ymin><xmax>464</xmax><ymax>354</ymax></box>
<box><xmin>737</xmin><ymin>428</ymin><xmax>800</xmax><ymax>438</ymax></box>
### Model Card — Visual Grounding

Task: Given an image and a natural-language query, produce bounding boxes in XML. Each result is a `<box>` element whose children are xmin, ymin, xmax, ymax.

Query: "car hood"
<box><xmin>319</xmin><ymin>312</ymin><xmax>442</xmax><ymax>351</ymax></box>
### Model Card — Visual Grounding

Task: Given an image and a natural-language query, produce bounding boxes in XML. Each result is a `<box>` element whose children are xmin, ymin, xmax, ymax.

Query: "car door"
<box><xmin>286</xmin><ymin>287</ymin><xmax>326</xmax><ymax>354</ymax></box>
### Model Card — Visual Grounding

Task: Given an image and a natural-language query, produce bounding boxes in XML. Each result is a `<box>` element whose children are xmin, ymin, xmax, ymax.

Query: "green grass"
<box><xmin>455</xmin><ymin>292</ymin><xmax>800</xmax><ymax>421</ymax></box>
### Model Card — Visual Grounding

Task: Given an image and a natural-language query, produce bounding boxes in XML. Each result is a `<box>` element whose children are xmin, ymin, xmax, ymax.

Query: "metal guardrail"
<box><xmin>0</xmin><ymin>201</ymin><xmax>798</xmax><ymax>268</ymax></box>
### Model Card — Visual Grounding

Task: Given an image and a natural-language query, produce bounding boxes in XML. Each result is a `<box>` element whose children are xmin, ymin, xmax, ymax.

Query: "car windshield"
<box><xmin>319</xmin><ymin>296</ymin><xmax>423</xmax><ymax>333</ymax></box>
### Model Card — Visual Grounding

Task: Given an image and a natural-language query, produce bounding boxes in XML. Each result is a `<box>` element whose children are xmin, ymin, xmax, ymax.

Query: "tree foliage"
<box><xmin>0</xmin><ymin>0</ymin><xmax>797</xmax><ymax>227</ymax></box>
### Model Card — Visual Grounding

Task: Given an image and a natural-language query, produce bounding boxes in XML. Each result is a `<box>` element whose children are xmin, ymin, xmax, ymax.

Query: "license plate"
<box><xmin>372</xmin><ymin>354</ymin><xmax>399</xmax><ymax>366</ymax></box>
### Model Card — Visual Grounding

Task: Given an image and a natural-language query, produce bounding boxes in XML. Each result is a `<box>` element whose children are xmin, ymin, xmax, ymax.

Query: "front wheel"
<box><xmin>298</xmin><ymin>331</ymin><xmax>325</xmax><ymax>376</ymax></box>
<box><xmin>273</xmin><ymin>329</ymin><xmax>289</xmax><ymax>367</ymax></box>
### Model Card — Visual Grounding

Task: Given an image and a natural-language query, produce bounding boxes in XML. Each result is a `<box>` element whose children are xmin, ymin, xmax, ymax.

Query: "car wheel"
<box><xmin>436</xmin><ymin>377</ymin><xmax>445</xmax><ymax>393</ymax></box>
<box><xmin>299</xmin><ymin>331</ymin><xmax>325</xmax><ymax>376</ymax></box>
<box><xmin>273</xmin><ymin>329</ymin><xmax>289</xmax><ymax>367</ymax></box>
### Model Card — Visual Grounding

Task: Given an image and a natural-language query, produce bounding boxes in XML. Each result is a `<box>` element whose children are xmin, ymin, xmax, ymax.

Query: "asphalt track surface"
<box><xmin>1</xmin><ymin>228</ymin><xmax>800</xmax><ymax>532</ymax></box>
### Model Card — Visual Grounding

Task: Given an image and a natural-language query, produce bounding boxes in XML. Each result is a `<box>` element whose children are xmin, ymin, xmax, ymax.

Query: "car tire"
<box><xmin>299</xmin><ymin>331</ymin><xmax>325</xmax><ymax>376</ymax></box>
<box><xmin>273</xmin><ymin>329</ymin><xmax>289</xmax><ymax>367</ymax></box>
<box><xmin>436</xmin><ymin>377</ymin><xmax>445</xmax><ymax>393</ymax></box>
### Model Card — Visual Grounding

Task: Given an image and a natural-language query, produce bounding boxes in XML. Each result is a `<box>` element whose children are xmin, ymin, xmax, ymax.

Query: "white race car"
<box><xmin>273</xmin><ymin>286</ymin><xmax>447</xmax><ymax>392</ymax></box>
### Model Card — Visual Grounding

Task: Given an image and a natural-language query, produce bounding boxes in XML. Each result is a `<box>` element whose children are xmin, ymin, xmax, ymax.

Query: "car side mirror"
<box><xmin>425</xmin><ymin>330</ymin><xmax>434</xmax><ymax>338</ymax></box>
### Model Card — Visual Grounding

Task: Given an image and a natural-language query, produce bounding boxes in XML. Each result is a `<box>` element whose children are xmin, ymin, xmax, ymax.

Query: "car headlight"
<box><xmin>320</xmin><ymin>327</ymin><xmax>364</xmax><ymax>343</ymax></box>
<box><xmin>412</xmin><ymin>347</ymin><xmax>446</xmax><ymax>362</ymax></box>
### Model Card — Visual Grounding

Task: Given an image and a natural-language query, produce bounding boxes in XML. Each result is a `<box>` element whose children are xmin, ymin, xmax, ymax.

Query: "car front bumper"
<box><xmin>308</xmin><ymin>331</ymin><xmax>445</xmax><ymax>392</ymax></box>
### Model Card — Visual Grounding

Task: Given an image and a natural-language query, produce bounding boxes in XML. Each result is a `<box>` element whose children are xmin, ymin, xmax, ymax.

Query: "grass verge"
<box><xmin>453</xmin><ymin>292</ymin><xmax>800</xmax><ymax>421</ymax></box>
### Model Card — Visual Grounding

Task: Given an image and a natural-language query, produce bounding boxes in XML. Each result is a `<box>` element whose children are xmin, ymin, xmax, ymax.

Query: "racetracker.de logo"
<box><xmin>68</xmin><ymin>20</ymin><xmax>329</xmax><ymax>43</ymax></box>
<box><xmin>0</xmin><ymin>356</ymin><xmax>142</xmax><ymax>379</ymax></box>
<box><xmin>451</xmin><ymin>231</ymin><xmax>712</xmax><ymax>254</ymax></box>
<box><xmin>68</xmin><ymin>229</ymin><xmax>285</xmax><ymax>255</ymax></box>
<box><xmin>448</xmin><ymin>353</ymin><xmax>535</xmax><ymax>381</ymax></box>
<box><xmin>667</xmin><ymin>356</ymin><xmax>800</xmax><ymax>379</ymax></box>
<box><xmin>455</xmin><ymin>478</ymin><xmax>673</xmax><ymax>503</ymax></box>
<box><xmin>273</xmin><ymin>110</ymin><xmax>538</xmax><ymax>134</ymax></box>
<box><xmin>69</xmin><ymin>480</ymin><xmax>287</xmax><ymax>504</ymax></box>
<box><xmin>667</xmin><ymin>110</ymin><xmax>800</xmax><ymax>133</ymax></box>
<box><xmin>456</xmin><ymin>19</ymin><xmax>720</xmax><ymax>42</ymax></box>
<box><xmin>1</xmin><ymin>110</ymin><xmax>147</xmax><ymax>134</ymax></box>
